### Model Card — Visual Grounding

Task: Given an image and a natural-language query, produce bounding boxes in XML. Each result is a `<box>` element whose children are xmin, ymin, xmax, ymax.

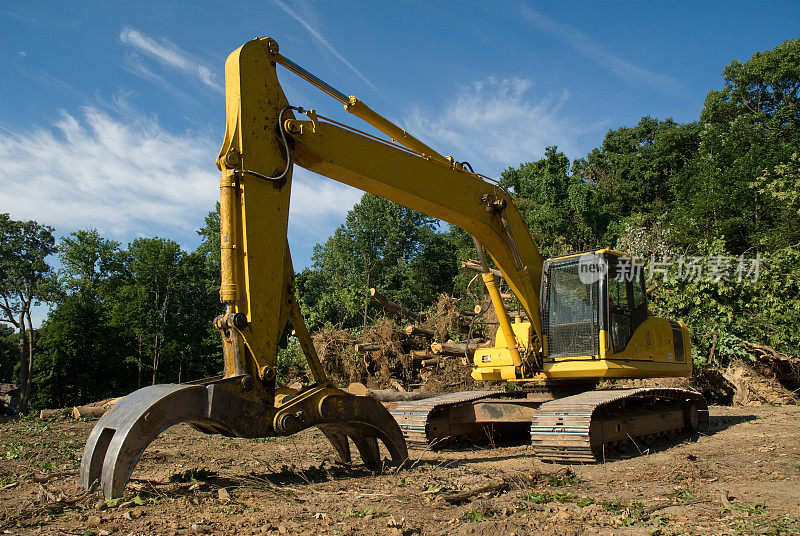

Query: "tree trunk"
<box><xmin>363</xmin><ymin>271</ymin><xmax>371</xmax><ymax>327</ymax></box>
<box><xmin>405</xmin><ymin>325</ymin><xmax>435</xmax><ymax>338</ymax></box>
<box><xmin>17</xmin><ymin>313</ymin><xmax>30</xmax><ymax>414</ymax></box>
<box><xmin>137</xmin><ymin>333</ymin><xmax>142</xmax><ymax>389</ymax></box>
<box><xmin>431</xmin><ymin>340</ymin><xmax>492</xmax><ymax>356</ymax></box>
<box><xmin>369</xmin><ymin>288</ymin><xmax>420</xmax><ymax>322</ymax></box>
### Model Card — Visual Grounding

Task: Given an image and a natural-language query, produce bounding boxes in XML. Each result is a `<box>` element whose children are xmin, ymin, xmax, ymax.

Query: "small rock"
<box><xmin>217</xmin><ymin>487</ymin><xmax>231</xmax><ymax>502</ymax></box>
<box><xmin>191</xmin><ymin>523</ymin><xmax>211</xmax><ymax>533</ymax></box>
<box><xmin>87</xmin><ymin>515</ymin><xmax>102</xmax><ymax>526</ymax></box>
<box><xmin>98</xmin><ymin>530</ymin><xmax>111</xmax><ymax>536</ymax></box>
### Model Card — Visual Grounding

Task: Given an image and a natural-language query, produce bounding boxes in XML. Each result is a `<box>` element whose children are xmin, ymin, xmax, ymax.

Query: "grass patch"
<box><xmin>342</xmin><ymin>508</ymin><xmax>387</xmax><ymax>518</ymax></box>
<box><xmin>463</xmin><ymin>510</ymin><xmax>489</xmax><ymax>522</ymax></box>
<box><xmin>665</xmin><ymin>488</ymin><xmax>695</xmax><ymax>503</ymax></box>
<box><xmin>549</xmin><ymin>469</ymin><xmax>579</xmax><ymax>487</ymax></box>
<box><xmin>169</xmin><ymin>467</ymin><xmax>217</xmax><ymax>483</ymax></box>
<box><xmin>523</xmin><ymin>490</ymin><xmax>574</xmax><ymax>504</ymax></box>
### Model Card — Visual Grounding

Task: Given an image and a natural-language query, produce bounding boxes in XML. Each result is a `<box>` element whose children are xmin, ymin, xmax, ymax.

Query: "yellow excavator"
<box><xmin>80</xmin><ymin>37</ymin><xmax>707</xmax><ymax>498</ymax></box>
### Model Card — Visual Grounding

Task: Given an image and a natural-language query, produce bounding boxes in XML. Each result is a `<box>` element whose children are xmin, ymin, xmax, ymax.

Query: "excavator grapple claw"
<box><xmin>80</xmin><ymin>380</ymin><xmax>407</xmax><ymax>499</ymax></box>
<box><xmin>315</xmin><ymin>393</ymin><xmax>408</xmax><ymax>471</ymax></box>
<box><xmin>80</xmin><ymin>384</ymin><xmax>216</xmax><ymax>499</ymax></box>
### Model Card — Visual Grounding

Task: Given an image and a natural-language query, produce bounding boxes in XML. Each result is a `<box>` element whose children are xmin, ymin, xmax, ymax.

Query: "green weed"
<box><xmin>2</xmin><ymin>443</ymin><xmax>25</xmax><ymax>460</ymax></box>
<box><xmin>169</xmin><ymin>467</ymin><xmax>217</xmax><ymax>483</ymax></box>
<box><xmin>342</xmin><ymin>508</ymin><xmax>387</xmax><ymax>518</ymax></box>
<box><xmin>463</xmin><ymin>510</ymin><xmax>489</xmax><ymax>522</ymax></box>
<box><xmin>601</xmin><ymin>500</ymin><xmax>646</xmax><ymax>526</ymax></box>
<box><xmin>665</xmin><ymin>488</ymin><xmax>695</xmax><ymax>502</ymax></box>
<box><xmin>523</xmin><ymin>490</ymin><xmax>574</xmax><ymax>504</ymax></box>
<box><xmin>549</xmin><ymin>469</ymin><xmax>579</xmax><ymax>487</ymax></box>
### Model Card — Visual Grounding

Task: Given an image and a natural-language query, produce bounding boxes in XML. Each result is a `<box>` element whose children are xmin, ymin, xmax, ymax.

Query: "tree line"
<box><xmin>2</xmin><ymin>37</ymin><xmax>798</xmax><ymax>412</ymax></box>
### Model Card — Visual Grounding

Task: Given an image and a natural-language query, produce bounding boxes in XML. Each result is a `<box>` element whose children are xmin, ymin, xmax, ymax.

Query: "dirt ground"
<box><xmin>1</xmin><ymin>405</ymin><xmax>798</xmax><ymax>536</ymax></box>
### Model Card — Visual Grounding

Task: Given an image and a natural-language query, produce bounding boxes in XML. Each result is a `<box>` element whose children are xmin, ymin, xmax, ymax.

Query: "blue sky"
<box><xmin>2</xmin><ymin>0</ymin><xmax>799</xmax><ymax>275</ymax></box>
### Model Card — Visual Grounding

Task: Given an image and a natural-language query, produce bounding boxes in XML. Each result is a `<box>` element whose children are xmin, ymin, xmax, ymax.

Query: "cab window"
<box><xmin>607</xmin><ymin>256</ymin><xmax>648</xmax><ymax>351</ymax></box>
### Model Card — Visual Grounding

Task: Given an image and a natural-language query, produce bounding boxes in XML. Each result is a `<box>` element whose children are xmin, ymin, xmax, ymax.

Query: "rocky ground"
<box><xmin>1</xmin><ymin>404</ymin><xmax>799</xmax><ymax>535</ymax></box>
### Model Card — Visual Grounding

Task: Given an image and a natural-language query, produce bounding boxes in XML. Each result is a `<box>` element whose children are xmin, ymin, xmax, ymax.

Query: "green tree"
<box><xmin>117</xmin><ymin>238</ymin><xmax>185</xmax><ymax>386</ymax></box>
<box><xmin>500</xmin><ymin>146</ymin><xmax>605</xmax><ymax>257</ymax></box>
<box><xmin>297</xmin><ymin>194</ymin><xmax>456</xmax><ymax>330</ymax></box>
<box><xmin>33</xmin><ymin>230</ymin><xmax>131</xmax><ymax>408</ymax></box>
<box><xmin>0</xmin><ymin>214</ymin><xmax>56</xmax><ymax>413</ymax></box>
<box><xmin>674</xmin><ymin>37</ymin><xmax>800</xmax><ymax>252</ymax></box>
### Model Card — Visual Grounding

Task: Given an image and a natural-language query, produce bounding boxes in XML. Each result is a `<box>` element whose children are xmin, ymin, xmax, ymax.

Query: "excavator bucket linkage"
<box><xmin>80</xmin><ymin>378</ymin><xmax>408</xmax><ymax>499</ymax></box>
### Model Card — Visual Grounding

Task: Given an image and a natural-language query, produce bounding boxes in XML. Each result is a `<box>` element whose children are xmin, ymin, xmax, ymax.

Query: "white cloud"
<box><xmin>119</xmin><ymin>27</ymin><xmax>222</xmax><ymax>93</ymax></box>
<box><xmin>520</xmin><ymin>7</ymin><xmax>679</xmax><ymax>92</ymax></box>
<box><xmin>405</xmin><ymin>77</ymin><xmax>599</xmax><ymax>172</ymax></box>
<box><xmin>269</xmin><ymin>0</ymin><xmax>381</xmax><ymax>96</ymax></box>
<box><xmin>289</xmin><ymin>169</ymin><xmax>362</xmax><ymax>238</ymax></box>
<box><xmin>0</xmin><ymin>105</ymin><xmax>218</xmax><ymax>238</ymax></box>
<box><xmin>0</xmin><ymin>103</ymin><xmax>359</xmax><ymax>249</ymax></box>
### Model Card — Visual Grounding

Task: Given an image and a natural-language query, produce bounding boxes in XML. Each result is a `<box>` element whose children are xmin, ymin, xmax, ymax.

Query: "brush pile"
<box><xmin>310</xmin><ymin>292</ymin><xmax>499</xmax><ymax>392</ymax></box>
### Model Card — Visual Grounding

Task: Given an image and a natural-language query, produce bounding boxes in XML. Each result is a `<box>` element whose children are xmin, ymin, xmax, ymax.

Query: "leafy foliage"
<box><xmin>297</xmin><ymin>194</ymin><xmax>457</xmax><ymax>330</ymax></box>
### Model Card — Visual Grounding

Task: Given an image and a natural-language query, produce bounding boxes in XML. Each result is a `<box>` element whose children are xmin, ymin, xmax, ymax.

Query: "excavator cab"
<box><xmin>542</xmin><ymin>250</ymin><xmax>649</xmax><ymax>358</ymax></box>
<box><xmin>473</xmin><ymin>249</ymin><xmax>691</xmax><ymax>382</ymax></box>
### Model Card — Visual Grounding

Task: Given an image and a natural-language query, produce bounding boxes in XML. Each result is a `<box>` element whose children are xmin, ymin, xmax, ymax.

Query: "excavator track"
<box><xmin>389</xmin><ymin>391</ymin><xmax>500</xmax><ymax>445</ymax></box>
<box><xmin>530</xmin><ymin>388</ymin><xmax>709</xmax><ymax>463</ymax></box>
<box><xmin>389</xmin><ymin>387</ymin><xmax>708</xmax><ymax>463</ymax></box>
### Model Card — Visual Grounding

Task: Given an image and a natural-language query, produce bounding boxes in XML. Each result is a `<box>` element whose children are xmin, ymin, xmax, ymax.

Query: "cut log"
<box><xmin>461</xmin><ymin>260</ymin><xmax>503</xmax><ymax>279</ymax></box>
<box><xmin>71</xmin><ymin>397</ymin><xmax>123</xmax><ymax>420</ymax></box>
<box><xmin>431</xmin><ymin>340</ymin><xmax>491</xmax><ymax>356</ymax></box>
<box><xmin>473</xmin><ymin>305</ymin><xmax>484</xmax><ymax>315</ymax></box>
<box><xmin>405</xmin><ymin>325</ymin><xmax>435</xmax><ymax>338</ymax></box>
<box><xmin>354</xmin><ymin>342</ymin><xmax>381</xmax><ymax>352</ymax></box>
<box><xmin>347</xmin><ymin>382</ymin><xmax>369</xmax><ymax>396</ymax></box>
<box><xmin>421</xmin><ymin>357</ymin><xmax>440</xmax><ymax>367</ymax></box>
<box><xmin>347</xmin><ymin>382</ymin><xmax>431</xmax><ymax>402</ymax></box>
<box><xmin>369</xmin><ymin>288</ymin><xmax>420</xmax><ymax>322</ymax></box>
<box><xmin>410</xmin><ymin>350</ymin><xmax>438</xmax><ymax>361</ymax></box>
<box><xmin>367</xmin><ymin>390</ymin><xmax>431</xmax><ymax>402</ymax></box>
<box><xmin>38</xmin><ymin>409</ymin><xmax>64</xmax><ymax>420</ymax></box>
<box><xmin>72</xmin><ymin>406</ymin><xmax>107</xmax><ymax>419</ymax></box>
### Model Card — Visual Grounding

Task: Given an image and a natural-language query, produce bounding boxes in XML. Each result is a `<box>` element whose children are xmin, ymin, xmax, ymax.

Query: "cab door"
<box><xmin>606</xmin><ymin>255</ymin><xmax>648</xmax><ymax>352</ymax></box>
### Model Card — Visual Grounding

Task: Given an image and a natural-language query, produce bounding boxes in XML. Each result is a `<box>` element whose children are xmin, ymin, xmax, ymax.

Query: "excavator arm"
<box><xmin>217</xmin><ymin>37</ymin><xmax>545</xmax><ymax>380</ymax></box>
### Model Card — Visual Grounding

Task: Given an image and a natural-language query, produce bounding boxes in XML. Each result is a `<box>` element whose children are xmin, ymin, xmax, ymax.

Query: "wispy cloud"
<box><xmin>405</xmin><ymin>77</ymin><xmax>601</xmax><ymax>173</ymax></box>
<box><xmin>269</xmin><ymin>0</ymin><xmax>381</xmax><ymax>96</ymax></box>
<box><xmin>0</xmin><ymin>101</ymin><xmax>359</xmax><ymax>248</ymax></box>
<box><xmin>119</xmin><ymin>27</ymin><xmax>223</xmax><ymax>93</ymax></box>
<box><xmin>520</xmin><ymin>7</ymin><xmax>679</xmax><ymax>92</ymax></box>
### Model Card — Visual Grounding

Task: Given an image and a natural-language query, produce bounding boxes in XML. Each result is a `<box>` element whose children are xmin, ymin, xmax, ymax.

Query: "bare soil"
<box><xmin>1</xmin><ymin>405</ymin><xmax>799</xmax><ymax>535</ymax></box>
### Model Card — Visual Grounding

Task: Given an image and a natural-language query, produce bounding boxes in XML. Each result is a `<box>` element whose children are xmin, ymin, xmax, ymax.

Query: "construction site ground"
<box><xmin>1</xmin><ymin>404</ymin><xmax>798</xmax><ymax>536</ymax></box>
